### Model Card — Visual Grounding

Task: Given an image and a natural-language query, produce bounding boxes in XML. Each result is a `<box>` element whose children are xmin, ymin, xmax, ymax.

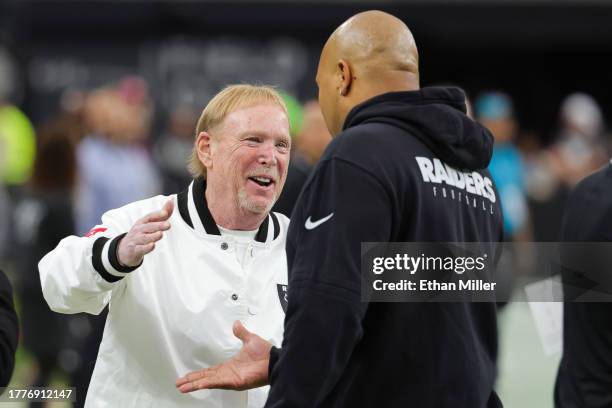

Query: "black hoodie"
<box><xmin>266</xmin><ymin>87</ymin><xmax>504</xmax><ymax>408</ymax></box>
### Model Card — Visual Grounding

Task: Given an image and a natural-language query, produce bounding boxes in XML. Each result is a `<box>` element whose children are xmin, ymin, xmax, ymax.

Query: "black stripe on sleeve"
<box><xmin>91</xmin><ymin>237</ymin><xmax>123</xmax><ymax>283</ymax></box>
<box><xmin>108</xmin><ymin>233</ymin><xmax>141</xmax><ymax>273</ymax></box>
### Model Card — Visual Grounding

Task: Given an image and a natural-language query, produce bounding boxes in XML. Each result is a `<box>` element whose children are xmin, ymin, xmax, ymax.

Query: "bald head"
<box><xmin>316</xmin><ymin>11</ymin><xmax>420</xmax><ymax>136</ymax></box>
<box><xmin>330</xmin><ymin>10</ymin><xmax>418</xmax><ymax>78</ymax></box>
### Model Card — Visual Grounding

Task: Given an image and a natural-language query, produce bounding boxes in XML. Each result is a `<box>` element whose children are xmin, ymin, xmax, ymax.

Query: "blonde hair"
<box><xmin>188</xmin><ymin>84</ymin><xmax>288</xmax><ymax>178</ymax></box>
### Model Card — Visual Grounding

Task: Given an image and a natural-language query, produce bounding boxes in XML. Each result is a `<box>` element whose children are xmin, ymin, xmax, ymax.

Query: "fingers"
<box><xmin>123</xmin><ymin>230</ymin><xmax>164</xmax><ymax>252</ymax></box>
<box><xmin>141</xmin><ymin>209</ymin><xmax>168</xmax><ymax>224</ymax></box>
<box><xmin>133</xmin><ymin>231</ymin><xmax>163</xmax><ymax>246</ymax></box>
<box><xmin>176</xmin><ymin>369</ymin><xmax>208</xmax><ymax>387</ymax></box>
<box><xmin>123</xmin><ymin>241</ymin><xmax>156</xmax><ymax>261</ymax></box>
<box><xmin>138</xmin><ymin>221</ymin><xmax>171</xmax><ymax>234</ymax></box>
<box><xmin>141</xmin><ymin>199</ymin><xmax>175</xmax><ymax>224</ymax></box>
<box><xmin>177</xmin><ymin>379</ymin><xmax>212</xmax><ymax>393</ymax></box>
<box><xmin>118</xmin><ymin>200</ymin><xmax>174</xmax><ymax>266</ymax></box>
<box><xmin>137</xmin><ymin>242</ymin><xmax>156</xmax><ymax>256</ymax></box>
<box><xmin>233</xmin><ymin>320</ymin><xmax>250</xmax><ymax>342</ymax></box>
<box><xmin>163</xmin><ymin>199</ymin><xmax>174</xmax><ymax>217</ymax></box>
<box><xmin>176</xmin><ymin>368</ymin><xmax>229</xmax><ymax>393</ymax></box>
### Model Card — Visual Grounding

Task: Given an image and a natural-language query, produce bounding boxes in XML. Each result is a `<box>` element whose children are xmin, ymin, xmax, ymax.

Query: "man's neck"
<box><xmin>205</xmin><ymin>188</ymin><xmax>267</xmax><ymax>231</ymax></box>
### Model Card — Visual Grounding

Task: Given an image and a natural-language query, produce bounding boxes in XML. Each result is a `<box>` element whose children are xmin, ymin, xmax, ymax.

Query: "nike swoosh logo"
<box><xmin>305</xmin><ymin>213</ymin><xmax>334</xmax><ymax>230</ymax></box>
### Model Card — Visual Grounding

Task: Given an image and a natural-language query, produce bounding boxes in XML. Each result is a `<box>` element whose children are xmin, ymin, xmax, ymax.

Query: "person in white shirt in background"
<box><xmin>39</xmin><ymin>84</ymin><xmax>292</xmax><ymax>408</ymax></box>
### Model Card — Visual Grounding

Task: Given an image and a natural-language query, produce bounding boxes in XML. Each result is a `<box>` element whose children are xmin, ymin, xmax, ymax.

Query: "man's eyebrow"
<box><xmin>238</xmin><ymin>131</ymin><xmax>266</xmax><ymax>138</ymax></box>
<box><xmin>238</xmin><ymin>131</ymin><xmax>290</xmax><ymax>140</ymax></box>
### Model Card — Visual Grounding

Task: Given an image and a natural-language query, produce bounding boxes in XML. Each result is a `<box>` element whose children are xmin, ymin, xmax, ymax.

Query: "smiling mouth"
<box><xmin>248</xmin><ymin>176</ymin><xmax>275</xmax><ymax>187</ymax></box>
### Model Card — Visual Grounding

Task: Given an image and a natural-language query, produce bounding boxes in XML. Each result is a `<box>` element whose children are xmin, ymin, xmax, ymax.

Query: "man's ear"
<box><xmin>337</xmin><ymin>59</ymin><xmax>353</xmax><ymax>97</ymax></box>
<box><xmin>196</xmin><ymin>131</ymin><xmax>214</xmax><ymax>169</ymax></box>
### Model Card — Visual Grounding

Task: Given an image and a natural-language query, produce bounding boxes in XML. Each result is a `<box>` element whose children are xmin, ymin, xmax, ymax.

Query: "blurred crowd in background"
<box><xmin>0</xmin><ymin>3</ymin><xmax>611</xmax><ymax>405</ymax></box>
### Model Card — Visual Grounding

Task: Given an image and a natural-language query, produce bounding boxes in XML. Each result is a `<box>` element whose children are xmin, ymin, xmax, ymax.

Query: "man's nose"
<box><xmin>258</xmin><ymin>142</ymin><xmax>277</xmax><ymax>166</ymax></box>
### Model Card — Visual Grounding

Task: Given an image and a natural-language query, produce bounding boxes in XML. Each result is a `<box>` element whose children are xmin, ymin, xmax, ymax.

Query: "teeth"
<box><xmin>253</xmin><ymin>177</ymin><xmax>271</xmax><ymax>184</ymax></box>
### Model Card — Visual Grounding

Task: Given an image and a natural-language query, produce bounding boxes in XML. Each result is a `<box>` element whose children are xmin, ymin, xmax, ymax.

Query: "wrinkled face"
<box><xmin>316</xmin><ymin>45</ymin><xmax>341</xmax><ymax>136</ymax></box>
<box><xmin>209</xmin><ymin>104</ymin><xmax>291</xmax><ymax>215</ymax></box>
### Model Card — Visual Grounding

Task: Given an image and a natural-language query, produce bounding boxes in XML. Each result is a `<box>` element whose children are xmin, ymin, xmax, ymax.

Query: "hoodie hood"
<box><xmin>342</xmin><ymin>87</ymin><xmax>494</xmax><ymax>170</ymax></box>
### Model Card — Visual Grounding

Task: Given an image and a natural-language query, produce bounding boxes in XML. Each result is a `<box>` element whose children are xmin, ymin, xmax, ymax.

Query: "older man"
<box><xmin>40</xmin><ymin>84</ymin><xmax>292</xmax><ymax>407</ymax></box>
<box><xmin>178</xmin><ymin>11</ymin><xmax>503</xmax><ymax>408</ymax></box>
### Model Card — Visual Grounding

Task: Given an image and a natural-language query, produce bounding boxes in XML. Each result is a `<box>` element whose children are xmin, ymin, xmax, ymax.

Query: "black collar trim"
<box><xmin>192</xmin><ymin>177</ymin><xmax>221</xmax><ymax>236</ymax></box>
<box><xmin>254</xmin><ymin>215</ymin><xmax>269</xmax><ymax>243</ymax></box>
<box><xmin>177</xmin><ymin>178</ymin><xmax>279</xmax><ymax>244</ymax></box>
<box><xmin>270</xmin><ymin>212</ymin><xmax>280</xmax><ymax>240</ymax></box>
<box><xmin>176</xmin><ymin>189</ymin><xmax>193</xmax><ymax>229</ymax></box>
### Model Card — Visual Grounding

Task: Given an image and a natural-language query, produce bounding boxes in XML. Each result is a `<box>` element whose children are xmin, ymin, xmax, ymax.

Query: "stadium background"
<box><xmin>1</xmin><ymin>0</ymin><xmax>612</xmax><ymax>406</ymax></box>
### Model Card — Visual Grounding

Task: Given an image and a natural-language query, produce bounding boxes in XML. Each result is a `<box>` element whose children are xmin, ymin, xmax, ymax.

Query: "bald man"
<box><xmin>177</xmin><ymin>11</ymin><xmax>503</xmax><ymax>407</ymax></box>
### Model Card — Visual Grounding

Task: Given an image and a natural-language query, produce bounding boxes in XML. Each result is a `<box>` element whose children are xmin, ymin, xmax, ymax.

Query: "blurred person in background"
<box><xmin>475</xmin><ymin>92</ymin><xmax>533</xmax><ymax>304</ymax></box>
<box><xmin>554</xmin><ymin>157</ymin><xmax>612</xmax><ymax>407</ymax></box>
<box><xmin>524</xmin><ymin>93</ymin><xmax>608</xmax><ymax>244</ymax></box>
<box><xmin>550</xmin><ymin>92</ymin><xmax>608</xmax><ymax>188</ymax></box>
<box><xmin>294</xmin><ymin>100</ymin><xmax>332</xmax><ymax>166</ymax></box>
<box><xmin>76</xmin><ymin>76</ymin><xmax>160</xmax><ymax>236</ymax></box>
<box><xmin>154</xmin><ymin>104</ymin><xmax>198</xmax><ymax>195</ymax></box>
<box><xmin>272</xmin><ymin>92</ymin><xmax>311</xmax><ymax>217</ymax></box>
<box><xmin>476</xmin><ymin>91</ymin><xmax>530</xmax><ymax>242</ymax></box>
<box><xmin>551</xmin><ymin>94</ymin><xmax>611</xmax><ymax>407</ymax></box>
<box><xmin>13</xmin><ymin>116</ymin><xmax>81</xmax><ymax>406</ymax></box>
<box><xmin>518</xmin><ymin>131</ymin><xmax>567</xmax><ymax>242</ymax></box>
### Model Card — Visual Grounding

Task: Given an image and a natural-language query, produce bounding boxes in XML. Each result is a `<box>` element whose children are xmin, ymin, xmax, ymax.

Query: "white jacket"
<box><xmin>39</xmin><ymin>179</ymin><xmax>289</xmax><ymax>407</ymax></box>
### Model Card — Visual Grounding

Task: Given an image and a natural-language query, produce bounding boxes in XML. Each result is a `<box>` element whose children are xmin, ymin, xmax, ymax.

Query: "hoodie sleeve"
<box><xmin>265</xmin><ymin>156</ymin><xmax>392</xmax><ymax>407</ymax></box>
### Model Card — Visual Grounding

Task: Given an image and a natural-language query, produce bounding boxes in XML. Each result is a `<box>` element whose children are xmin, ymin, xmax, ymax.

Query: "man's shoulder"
<box><xmin>317</xmin><ymin>121</ymin><xmax>420</xmax><ymax>186</ymax></box>
<box><xmin>574</xmin><ymin>163</ymin><xmax>612</xmax><ymax>193</ymax></box>
<box><xmin>567</xmin><ymin>163</ymin><xmax>612</xmax><ymax>210</ymax></box>
<box><xmin>563</xmin><ymin>163</ymin><xmax>612</xmax><ymax>240</ymax></box>
<box><xmin>335</xmin><ymin>121</ymin><xmax>396</xmax><ymax>144</ymax></box>
<box><xmin>327</xmin><ymin>121</ymin><xmax>420</xmax><ymax>162</ymax></box>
